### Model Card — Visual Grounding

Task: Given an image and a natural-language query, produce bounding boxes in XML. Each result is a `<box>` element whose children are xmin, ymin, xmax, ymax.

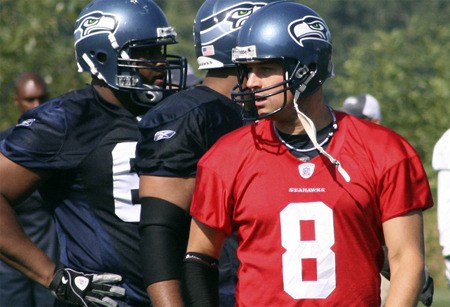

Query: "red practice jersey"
<box><xmin>190</xmin><ymin>112</ymin><xmax>433</xmax><ymax>306</ymax></box>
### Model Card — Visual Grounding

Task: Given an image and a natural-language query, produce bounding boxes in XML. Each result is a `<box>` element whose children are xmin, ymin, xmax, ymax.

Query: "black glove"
<box><xmin>419</xmin><ymin>272</ymin><xmax>434</xmax><ymax>307</ymax></box>
<box><xmin>49</xmin><ymin>267</ymin><xmax>126</xmax><ymax>307</ymax></box>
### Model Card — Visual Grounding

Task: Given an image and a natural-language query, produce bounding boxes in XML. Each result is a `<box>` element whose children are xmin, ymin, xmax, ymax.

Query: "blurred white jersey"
<box><xmin>432</xmin><ymin>129</ymin><xmax>450</xmax><ymax>284</ymax></box>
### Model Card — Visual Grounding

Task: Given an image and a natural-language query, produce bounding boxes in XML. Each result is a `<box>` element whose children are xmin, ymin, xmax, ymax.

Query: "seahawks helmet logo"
<box><xmin>199</xmin><ymin>2</ymin><xmax>267</xmax><ymax>46</ymax></box>
<box><xmin>74</xmin><ymin>11</ymin><xmax>119</xmax><ymax>44</ymax></box>
<box><xmin>288</xmin><ymin>15</ymin><xmax>331</xmax><ymax>47</ymax></box>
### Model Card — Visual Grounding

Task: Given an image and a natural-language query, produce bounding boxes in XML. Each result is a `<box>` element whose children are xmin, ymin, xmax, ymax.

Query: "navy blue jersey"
<box><xmin>135</xmin><ymin>85</ymin><xmax>242</xmax><ymax>307</ymax></box>
<box><xmin>0</xmin><ymin>126</ymin><xmax>13</xmax><ymax>140</ymax></box>
<box><xmin>0</xmin><ymin>85</ymin><xmax>149</xmax><ymax>306</ymax></box>
<box><xmin>135</xmin><ymin>85</ymin><xmax>243</xmax><ymax>177</ymax></box>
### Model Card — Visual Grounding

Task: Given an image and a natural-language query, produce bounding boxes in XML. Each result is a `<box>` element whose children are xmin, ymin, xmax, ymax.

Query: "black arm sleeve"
<box><xmin>139</xmin><ymin>197</ymin><xmax>191</xmax><ymax>287</ymax></box>
<box><xmin>182</xmin><ymin>252</ymin><xmax>219</xmax><ymax>307</ymax></box>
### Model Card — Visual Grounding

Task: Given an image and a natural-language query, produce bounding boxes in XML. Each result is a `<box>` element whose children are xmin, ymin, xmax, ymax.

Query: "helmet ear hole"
<box><xmin>308</xmin><ymin>63</ymin><xmax>317</xmax><ymax>73</ymax></box>
<box><xmin>96</xmin><ymin>52</ymin><xmax>107</xmax><ymax>64</ymax></box>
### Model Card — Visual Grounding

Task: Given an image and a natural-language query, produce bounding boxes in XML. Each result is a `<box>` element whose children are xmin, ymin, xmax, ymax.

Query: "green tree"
<box><xmin>330</xmin><ymin>6</ymin><xmax>450</xmax><ymax>165</ymax></box>
<box><xmin>0</xmin><ymin>0</ymin><xmax>89</xmax><ymax>130</ymax></box>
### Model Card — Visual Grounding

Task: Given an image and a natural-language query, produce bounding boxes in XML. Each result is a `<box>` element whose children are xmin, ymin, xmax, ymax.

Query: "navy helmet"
<box><xmin>231</xmin><ymin>1</ymin><xmax>333</xmax><ymax>119</ymax></box>
<box><xmin>74</xmin><ymin>0</ymin><xmax>186</xmax><ymax>108</ymax></box>
<box><xmin>194</xmin><ymin>0</ymin><xmax>280</xmax><ymax>70</ymax></box>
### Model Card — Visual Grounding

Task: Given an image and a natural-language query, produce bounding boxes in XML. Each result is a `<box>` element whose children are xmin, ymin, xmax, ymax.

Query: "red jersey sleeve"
<box><xmin>378</xmin><ymin>154</ymin><xmax>433</xmax><ymax>222</ymax></box>
<box><xmin>190</xmin><ymin>161</ymin><xmax>235</xmax><ymax>236</ymax></box>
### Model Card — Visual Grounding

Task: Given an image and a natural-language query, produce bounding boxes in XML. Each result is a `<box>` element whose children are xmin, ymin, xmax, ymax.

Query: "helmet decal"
<box><xmin>74</xmin><ymin>11</ymin><xmax>119</xmax><ymax>44</ymax></box>
<box><xmin>157</xmin><ymin>27</ymin><xmax>177</xmax><ymax>39</ymax></box>
<box><xmin>199</xmin><ymin>2</ymin><xmax>267</xmax><ymax>47</ymax></box>
<box><xmin>232</xmin><ymin>45</ymin><xmax>257</xmax><ymax>61</ymax></box>
<box><xmin>288</xmin><ymin>15</ymin><xmax>331</xmax><ymax>47</ymax></box>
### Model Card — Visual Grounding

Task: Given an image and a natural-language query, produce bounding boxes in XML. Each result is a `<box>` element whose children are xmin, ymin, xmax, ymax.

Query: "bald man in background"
<box><xmin>14</xmin><ymin>71</ymin><xmax>49</xmax><ymax>113</ymax></box>
<box><xmin>340</xmin><ymin>94</ymin><xmax>382</xmax><ymax>124</ymax></box>
<box><xmin>0</xmin><ymin>71</ymin><xmax>59</xmax><ymax>307</ymax></box>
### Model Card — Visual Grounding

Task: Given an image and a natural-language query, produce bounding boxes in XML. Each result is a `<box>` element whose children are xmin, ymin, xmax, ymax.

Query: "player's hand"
<box><xmin>48</xmin><ymin>267</ymin><xmax>126</xmax><ymax>307</ymax></box>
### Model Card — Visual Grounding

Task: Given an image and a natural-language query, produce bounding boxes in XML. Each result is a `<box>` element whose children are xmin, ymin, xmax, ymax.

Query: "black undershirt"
<box><xmin>276</xmin><ymin>121</ymin><xmax>336</xmax><ymax>161</ymax></box>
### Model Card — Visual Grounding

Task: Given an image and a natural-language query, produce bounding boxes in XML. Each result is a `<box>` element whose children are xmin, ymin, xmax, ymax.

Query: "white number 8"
<box><xmin>280</xmin><ymin>201</ymin><xmax>336</xmax><ymax>299</ymax></box>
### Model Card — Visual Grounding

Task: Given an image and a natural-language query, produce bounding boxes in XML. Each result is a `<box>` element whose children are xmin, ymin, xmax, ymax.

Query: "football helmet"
<box><xmin>231</xmin><ymin>1</ymin><xmax>333</xmax><ymax>120</ymax></box>
<box><xmin>194</xmin><ymin>0</ymin><xmax>280</xmax><ymax>70</ymax></box>
<box><xmin>74</xmin><ymin>0</ymin><xmax>186</xmax><ymax>108</ymax></box>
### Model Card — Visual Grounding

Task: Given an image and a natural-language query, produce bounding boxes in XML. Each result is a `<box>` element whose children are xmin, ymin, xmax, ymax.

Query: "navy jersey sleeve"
<box><xmin>136</xmin><ymin>86</ymin><xmax>242</xmax><ymax>177</ymax></box>
<box><xmin>0</xmin><ymin>127</ymin><xmax>13</xmax><ymax>140</ymax></box>
<box><xmin>1</xmin><ymin>102</ymin><xmax>71</xmax><ymax>168</ymax></box>
<box><xmin>0</xmin><ymin>86</ymin><xmax>118</xmax><ymax>170</ymax></box>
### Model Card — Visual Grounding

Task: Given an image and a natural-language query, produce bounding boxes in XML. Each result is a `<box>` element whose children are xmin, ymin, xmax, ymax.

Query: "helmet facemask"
<box><xmin>231</xmin><ymin>58</ymin><xmax>317</xmax><ymax>121</ymax></box>
<box><xmin>116</xmin><ymin>41</ymin><xmax>187</xmax><ymax>109</ymax></box>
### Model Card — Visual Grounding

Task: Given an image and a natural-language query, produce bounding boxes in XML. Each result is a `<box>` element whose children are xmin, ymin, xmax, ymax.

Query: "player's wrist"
<box><xmin>40</xmin><ymin>262</ymin><xmax>58</xmax><ymax>289</ymax></box>
<box><xmin>48</xmin><ymin>267</ymin><xmax>64</xmax><ymax>291</ymax></box>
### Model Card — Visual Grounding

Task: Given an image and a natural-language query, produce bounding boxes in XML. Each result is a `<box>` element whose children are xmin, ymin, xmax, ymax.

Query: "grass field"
<box><xmin>419</xmin><ymin>288</ymin><xmax>450</xmax><ymax>306</ymax></box>
<box><xmin>421</xmin><ymin>182</ymin><xmax>450</xmax><ymax>306</ymax></box>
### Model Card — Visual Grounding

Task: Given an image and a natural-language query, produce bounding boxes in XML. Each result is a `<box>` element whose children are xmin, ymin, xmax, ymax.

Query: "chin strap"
<box><xmin>293</xmin><ymin>88</ymin><xmax>351</xmax><ymax>183</ymax></box>
<box><xmin>136</xmin><ymin>84</ymin><xmax>164</xmax><ymax>103</ymax></box>
<box><xmin>130</xmin><ymin>84</ymin><xmax>164</xmax><ymax>109</ymax></box>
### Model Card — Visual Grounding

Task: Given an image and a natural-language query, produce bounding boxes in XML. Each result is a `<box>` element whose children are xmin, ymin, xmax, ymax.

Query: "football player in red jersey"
<box><xmin>182</xmin><ymin>2</ymin><xmax>433</xmax><ymax>306</ymax></box>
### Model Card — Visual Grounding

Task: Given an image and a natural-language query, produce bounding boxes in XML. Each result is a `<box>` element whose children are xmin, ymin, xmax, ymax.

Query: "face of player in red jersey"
<box><xmin>245</xmin><ymin>60</ymin><xmax>296</xmax><ymax>121</ymax></box>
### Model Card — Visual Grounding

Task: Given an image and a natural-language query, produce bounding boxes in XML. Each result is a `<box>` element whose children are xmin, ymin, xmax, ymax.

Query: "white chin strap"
<box><xmin>293</xmin><ymin>89</ymin><xmax>351</xmax><ymax>182</ymax></box>
<box><xmin>136</xmin><ymin>84</ymin><xmax>164</xmax><ymax>104</ymax></box>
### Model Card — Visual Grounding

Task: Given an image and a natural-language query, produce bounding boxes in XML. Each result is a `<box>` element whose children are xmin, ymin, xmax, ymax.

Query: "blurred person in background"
<box><xmin>8</xmin><ymin>71</ymin><xmax>49</xmax><ymax>116</ymax></box>
<box><xmin>340</xmin><ymin>94</ymin><xmax>381</xmax><ymax>124</ymax></box>
<box><xmin>0</xmin><ymin>71</ymin><xmax>58</xmax><ymax>307</ymax></box>
<box><xmin>432</xmin><ymin>129</ymin><xmax>450</xmax><ymax>287</ymax></box>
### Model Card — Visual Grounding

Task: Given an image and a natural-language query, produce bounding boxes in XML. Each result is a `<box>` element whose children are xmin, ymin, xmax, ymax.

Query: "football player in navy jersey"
<box><xmin>135</xmin><ymin>1</ymin><xmax>279</xmax><ymax>306</ymax></box>
<box><xmin>0</xmin><ymin>0</ymin><xmax>186</xmax><ymax>306</ymax></box>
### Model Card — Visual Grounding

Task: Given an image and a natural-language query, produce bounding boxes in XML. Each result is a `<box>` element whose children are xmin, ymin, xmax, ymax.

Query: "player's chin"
<box><xmin>257</xmin><ymin>109</ymin><xmax>272</xmax><ymax>118</ymax></box>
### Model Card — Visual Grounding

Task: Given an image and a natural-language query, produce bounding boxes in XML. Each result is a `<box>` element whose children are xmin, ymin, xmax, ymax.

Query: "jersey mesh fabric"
<box><xmin>190</xmin><ymin>113</ymin><xmax>433</xmax><ymax>306</ymax></box>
